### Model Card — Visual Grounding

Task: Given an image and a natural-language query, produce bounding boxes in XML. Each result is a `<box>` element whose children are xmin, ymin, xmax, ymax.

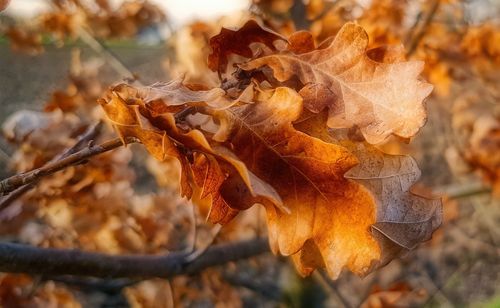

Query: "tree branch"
<box><xmin>0</xmin><ymin>122</ymin><xmax>103</xmax><ymax>210</ymax></box>
<box><xmin>0</xmin><ymin>137</ymin><xmax>137</xmax><ymax>195</ymax></box>
<box><xmin>0</xmin><ymin>238</ymin><xmax>270</xmax><ymax>279</ymax></box>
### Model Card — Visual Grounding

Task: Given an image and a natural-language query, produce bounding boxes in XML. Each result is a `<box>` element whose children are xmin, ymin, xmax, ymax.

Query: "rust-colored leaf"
<box><xmin>288</xmin><ymin>31</ymin><xmax>316</xmax><ymax>54</ymax></box>
<box><xmin>208</xmin><ymin>20</ymin><xmax>286</xmax><ymax>74</ymax></box>
<box><xmin>5</xmin><ymin>27</ymin><xmax>44</xmax><ymax>55</ymax></box>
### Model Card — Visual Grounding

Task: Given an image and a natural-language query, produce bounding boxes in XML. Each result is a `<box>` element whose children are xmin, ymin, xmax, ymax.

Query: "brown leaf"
<box><xmin>212</xmin><ymin>86</ymin><xmax>381</xmax><ymax>278</ymax></box>
<box><xmin>344</xmin><ymin>143</ymin><xmax>442</xmax><ymax>267</ymax></box>
<box><xmin>208</xmin><ymin>20</ymin><xmax>286</xmax><ymax>74</ymax></box>
<box><xmin>240</xmin><ymin>22</ymin><xmax>433</xmax><ymax>144</ymax></box>
<box><xmin>294</xmin><ymin>113</ymin><xmax>441</xmax><ymax>275</ymax></box>
<box><xmin>99</xmin><ymin>83</ymin><xmax>283</xmax><ymax>223</ymax></box>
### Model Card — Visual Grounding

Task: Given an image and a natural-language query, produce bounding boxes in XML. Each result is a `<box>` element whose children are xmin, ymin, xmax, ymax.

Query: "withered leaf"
<box><xmin>213</xmin><ymin>86</ymin><xmax>381</xmax><ymax>278</ymax></box>
<box><xmin>191</xmin><ymin>153</ymin><xmax>239</xmax><ymax>224</ymax></box>
<box><xmin>208</xmin><ymin>20</ymin><xmax>286</xmax><ymax>74</ymax></box>
<box><xmin>138</xmin><ymin>78</ymin><xmax>226</xmax><ymax>107</ymax></box>
<box><xmin>240</xmin><ymin>22</ymin><xmax>433</xmax><ymax>144</ymax></box>
<box><xmin>99</xmin><ymin>83</ymin><xmax>283</xmax><ymax>223</ymax></box>
<box><xmin>5</xmin><ymin>27</ymin><xmax>44</xmax><ymax>55</ymax></box>
<box><xmin>293</xmin><ymin>113</ymin><xmax>442</xmax><ymax>276</ymax></box>
<box><xmin>344</xmin><ymin>144</ymin><xmax>442</xmax><ymax>267</ymax></box>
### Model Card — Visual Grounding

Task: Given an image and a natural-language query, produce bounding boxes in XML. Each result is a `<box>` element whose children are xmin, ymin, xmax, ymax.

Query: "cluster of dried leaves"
<box><xmin>249</xmin><ymin>0</ymin><xmax>500</xmax><ymax>195</ymax></box>
<box><xmin>99</xmin><ymin>19</ymin><xmax>442</xmax><ymax>279</ymax></box>
<box><xmin>3</xmin><ymin>0</ymin><xmax>165</xmax><ymax>54</ymax></box>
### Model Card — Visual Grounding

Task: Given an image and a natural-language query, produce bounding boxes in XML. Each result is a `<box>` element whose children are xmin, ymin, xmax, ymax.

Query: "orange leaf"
<box><xmin>213</xmin><ymin>86</ymin><xmax>381</xmax><ymax>278</ymax></box>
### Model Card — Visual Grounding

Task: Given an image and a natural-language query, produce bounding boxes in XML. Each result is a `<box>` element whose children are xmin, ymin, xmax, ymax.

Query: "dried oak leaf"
<box><xmin>208</xmin><ymin>20</ymin><xmax>286</xmax><ymax>74</ymax></box>
<box><xmin>212</xmin><ymin>86</ymin><xmax>381</xmax><ymax>278</ymax></box>
<box><xmin>99</xmin><ymin>82</ymin><xmax>282</xmax><ymax>224</ymax></box>
<box><xmin>240</xmin><ymin>22</ymin><xmax>433</xmax><ymax>144</ymax></box>
<box><xmin>344</xmin><ymin>143</ymin><xmax>442</xmax><ymax>267</ymax></box>
<box><xmin>290</xmin><ymin>113</ymin><xmax>441</xmax><ymax>276</ymax></box>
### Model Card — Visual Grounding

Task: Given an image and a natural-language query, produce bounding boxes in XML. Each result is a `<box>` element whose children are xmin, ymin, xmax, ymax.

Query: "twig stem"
<box><xmin>406</xmin><ymin>0</ymin><xmax>440</xmax><ymax>57</ymax></box>
<box><xmin>0</xmin><ymin>122</ymin><xmax>103</xmax><ymax>210</ymax></box>
<box><xmin>0</xmin><ymin>137</ymin><xmax>136</xmax><ymax>195</ymax></box>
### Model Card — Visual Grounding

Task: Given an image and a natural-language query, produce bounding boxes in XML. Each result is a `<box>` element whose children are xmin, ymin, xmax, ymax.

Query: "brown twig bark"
<box><xmin>0</xmin><ymin>136</ymin><xmax>137</xmax><ymax>196</ymax></box>
<box><xmin>0</xmin><ymin>238</ymin><xmax>269</xmax><ymax>279</ymax></box>
<box><xmin>0</xmin><ymin>122</ymin><xmax>103</xmax><ymax>211</ymax></box>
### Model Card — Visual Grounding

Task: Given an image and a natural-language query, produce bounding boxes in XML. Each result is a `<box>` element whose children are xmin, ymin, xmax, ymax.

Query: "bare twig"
<box><xmin>406</xmin><ymin>0</ymin><xmax>441</xmax><ymax>57</ymax></box>
<box><xmin>0</xmin><ymin>137</ymin><xmax>137</xmax><ymax>195</ymax></box>
<box><xmin>404</xmin><ymin>11</ymin><xmax>423</xmax><ymax>45</ymax></box>
<box><xmin>313</xmin><ymin>270</ymin><xmax>352</xmax><ymax>308</ymax></box>
<box><xmin>55</xmin><ymin>121</ymin><xmax>104</xmax><ymax>160</ymax></box>
<box><xmin>291</xmin><ymin>0</ymin><xmax>309</xmax><ymax>30</ymax></box>
<box><xmin>0</xmin><ymin>238</ymin><xmax>269</xmax><ymax>279</ymax></box>
<box><xmin>77</xmin><ymin>28</ymin><xmax>142</xmax><ymax>85</ymax></box>
<box><xmin>0</xmin><ymin>122</ymin><xmax>103</xmax><ymax>210</ymax></box>
<box><xmin>437</xmin><ymin>181</ymin><xmax>491</xmax><ymax>199</ymax></box>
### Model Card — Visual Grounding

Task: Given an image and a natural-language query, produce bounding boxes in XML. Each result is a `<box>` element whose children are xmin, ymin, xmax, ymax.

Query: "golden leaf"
<box><xmin>213</xmin><ymin>86</ymin><xmax>381</xmax><ymax>278</ymax></box>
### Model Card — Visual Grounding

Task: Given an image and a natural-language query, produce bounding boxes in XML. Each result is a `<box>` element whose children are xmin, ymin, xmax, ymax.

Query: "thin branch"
<box><xmin>406</xmin><ymin>0</ymin><xmax>440</xmax><ymax>57</ymax></box>
<box><xmin>55</xmin><ymin>121</ymin><xmax>104</xmax><ymax>160</ymax></box>
<box><xmin>0</xmin><ymin>238</ymin><xmax>269</xmax><ymax>279</ymax></box>
<box><xmin>404</xmin><ymin>11</ymin><xmax>423</xmax><ymax>45</ymax></box>
<box><xmin>291</xmin><ymin>0</ymin><xmax>309</xmax><ymax>30</ymax></box>
<box><xmin>0</xmin><ymin>137</ymin><xmax>137</xmax><ymax>196</ymax></box>
<box><xmin>0</xmin><ymin>122</ymin><xmax>103</xmax><ymax>211</ymax></box>
<box><xmin>313</xmin><ymin>270</ymin><xmax>352</xmax><ymax>308</ymax></box>
<box><xmin>437</xmin><ymin>181</ymin><xmax>491</xmax><ymax>199</ymax></box>
<box><xmin>77</xmin><ymin>28</ymin><xmax>141</xmax><ymax>85</ymax></box>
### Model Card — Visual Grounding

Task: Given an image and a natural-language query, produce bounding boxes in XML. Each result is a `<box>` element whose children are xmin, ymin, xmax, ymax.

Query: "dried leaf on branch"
<box><xmin>97</xmin><ymin>18</ymin><xmax>441</xmax><ymax>278</ymax></box>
